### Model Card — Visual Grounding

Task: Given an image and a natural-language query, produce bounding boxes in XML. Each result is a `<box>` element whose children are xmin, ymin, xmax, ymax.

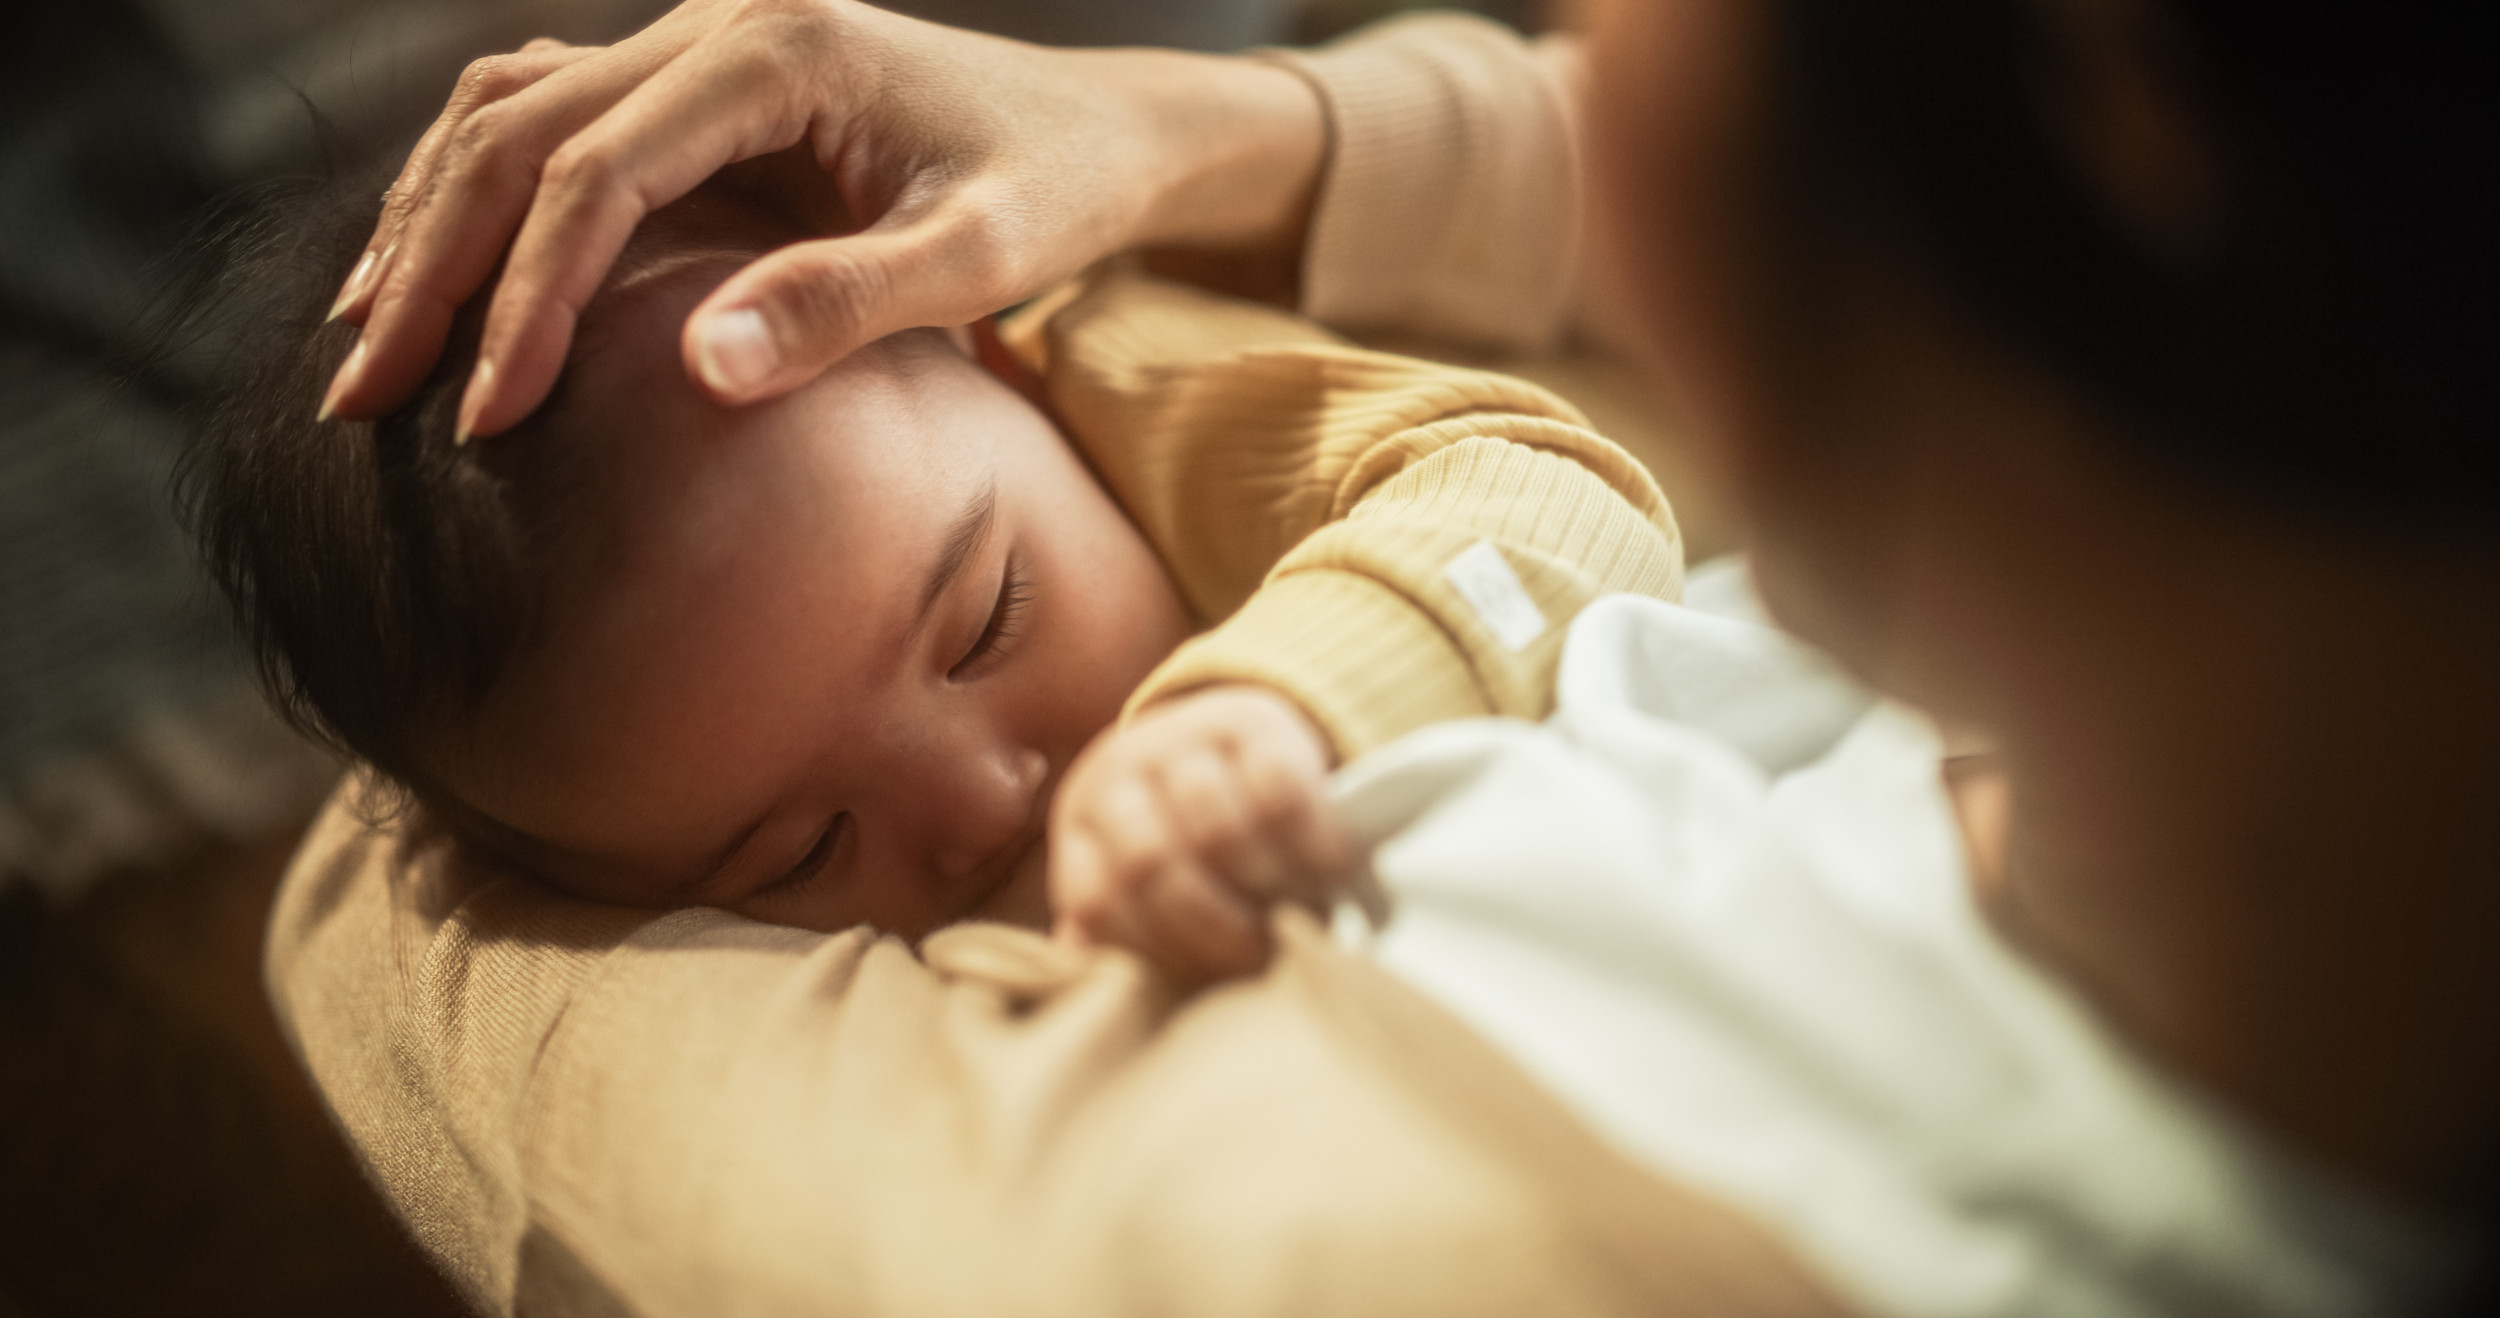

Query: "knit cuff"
<box><xmin>1126</xmin><ymin>567</ymin><xmax>1489</xmax><ymax>764</ymax></box>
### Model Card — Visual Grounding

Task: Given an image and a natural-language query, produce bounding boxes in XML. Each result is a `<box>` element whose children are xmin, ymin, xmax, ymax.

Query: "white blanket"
<box><xmin>1331</xmin><ymin>562</ymin><xmax>2457</xmax><ymax>1318</ymax></box>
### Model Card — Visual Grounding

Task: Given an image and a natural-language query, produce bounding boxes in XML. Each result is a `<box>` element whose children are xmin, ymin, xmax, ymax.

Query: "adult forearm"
<box><xmin>1108</xmin><ymin>49</ymin><xmax>1326</xmax><ymax>259</ymax></box>
<box><xmin>318</xmin><ymin>0</ymin><xmax>1593</xmax><ymax>438</ymax></box>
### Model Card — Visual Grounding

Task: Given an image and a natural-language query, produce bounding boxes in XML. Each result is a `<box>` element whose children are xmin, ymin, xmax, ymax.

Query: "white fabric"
<box><xmin>1330</xmin><ymin>560</ymin><xmax>2458</xmax><ymax>1318</ymax></box>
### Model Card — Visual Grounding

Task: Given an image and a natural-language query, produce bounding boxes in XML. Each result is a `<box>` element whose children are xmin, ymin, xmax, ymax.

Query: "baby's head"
<box><xmin>189</xmin><ymin>177</ymin><xmax>1189</xmax><ymax>935</ymax></box>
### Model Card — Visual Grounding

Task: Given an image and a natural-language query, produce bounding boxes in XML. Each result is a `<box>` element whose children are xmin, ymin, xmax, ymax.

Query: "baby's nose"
<box><xmin>925</xmin><ymin>744</ymin><xmax>1050</xmax><ymax>881</ymax></box>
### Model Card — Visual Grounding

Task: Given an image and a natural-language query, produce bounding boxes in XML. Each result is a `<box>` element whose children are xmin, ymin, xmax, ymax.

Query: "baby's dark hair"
<box><xmin>179</xmin><ymin>169</ymin><xmax>593</xmax><ymax>799</ymax></box>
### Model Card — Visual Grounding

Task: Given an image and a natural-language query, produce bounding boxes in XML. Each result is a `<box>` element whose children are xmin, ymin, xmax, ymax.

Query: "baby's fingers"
<box><xmin>1156</xmin><ymin>747</ymin><xmax>1295</xmax><ymax>900</ymax></box>
<box><xmin>1050</xmin><ymin>771</ymin><xmax>1176</xmax><ymax>943</ymax></box>
<box><xmin>1048</xmin><ymin>828</ymin><xmax>1146</xmax><ymax>948</ymax></box>
<box><xmin>1229</xmin><ymin>732</ymin><xmax>1354</xmax><ymax>896</ymax></box>
<box><xmin>1133</xmin><ymin>861</ymin><xmax>1270</xmax><ymax>983</ymax></box>
<box><xmin>1052</xmin><ymin>772</ymin><xmax>1269</xmax><ymax>983</ymax></box>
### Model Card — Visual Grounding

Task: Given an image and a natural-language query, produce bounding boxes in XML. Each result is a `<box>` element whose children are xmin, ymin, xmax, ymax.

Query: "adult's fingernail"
<box><xmin>693</xmin><ymin>308</ymin><xmax>778</xmax><ymax>395</ymax></box>
<box><xmin>454</xmin><ymin>358</ymin><xmax>495</xmax><ymax>446</ymax></box>
<box><xmin>327</xmin><ymin>252</ymin><xmax>378</xmax><ymax>322</ymax></box>
<box><xmin>317</xmin><ymin>339</ymin><xmax>366</xmax><ymax>422</ymax></box>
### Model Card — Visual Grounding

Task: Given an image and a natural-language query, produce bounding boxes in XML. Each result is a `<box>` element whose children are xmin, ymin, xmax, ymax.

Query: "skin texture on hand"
<box><xmin>1049</xmin><ymin>684</ymin><xmax>1352</xmax><ymax>985</ymax></box>
<box><xmin>319</xmin><ymin>0</ymin><xmax>1325</xmax><ymax>441</ymax></box>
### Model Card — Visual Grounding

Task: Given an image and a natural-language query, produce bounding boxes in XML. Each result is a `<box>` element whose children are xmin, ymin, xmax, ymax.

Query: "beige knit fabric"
<box><xmin>1008</xmin><ymin>267</ymin><xmax>1679</xmax><ymax>761</ymax></box>
<box><xmin>265</xmin><ymin>15</ymin><xmax>1850</xmax><ymax>1317</ymax></box>
<box><xmin>1261</xmin><ymin>12</ymin><xmax>1583</xmax><ymax>353</ymax></box>
<box><xmin>276</xmin><ymin>784</ymin><xmax>1846</xmax><ymax>1318</ymax></box>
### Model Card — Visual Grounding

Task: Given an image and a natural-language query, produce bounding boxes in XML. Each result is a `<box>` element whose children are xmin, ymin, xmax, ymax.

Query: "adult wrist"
<box><xmin>1113</xmin><ymin>49</ymin><xmax>1328</xmax><ymax>257</ymax></box>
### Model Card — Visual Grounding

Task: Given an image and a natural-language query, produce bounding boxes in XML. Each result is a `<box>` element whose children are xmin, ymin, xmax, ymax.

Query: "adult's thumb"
<box><xmin>681</xmin><ymin>225</ymin><xmax>989</xmax><ymax>404</ymax></box>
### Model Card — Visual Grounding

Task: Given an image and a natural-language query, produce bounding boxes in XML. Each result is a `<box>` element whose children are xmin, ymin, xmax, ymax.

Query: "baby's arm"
<box><xmin>1021</xmin><ymin>269</ymin><xmax>1681</xmax><ymax>983</ymax></box>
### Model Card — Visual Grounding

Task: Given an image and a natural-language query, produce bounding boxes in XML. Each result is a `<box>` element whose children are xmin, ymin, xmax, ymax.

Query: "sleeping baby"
<box><xmin>188</xmin><ymin>176</ymin><xmax>1684</xmax><ymax>982</ymax></box>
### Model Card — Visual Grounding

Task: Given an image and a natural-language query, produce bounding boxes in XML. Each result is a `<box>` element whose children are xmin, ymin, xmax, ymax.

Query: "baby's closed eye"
<box><xmin>759</xmin><ymin>812</ymin><xmax>850</xmax><ymax>900</ymax></box>
<box><xmin>952</xmin><ymin>559</ymin><xmax>1031</xmax><ymax>679</ymax></box>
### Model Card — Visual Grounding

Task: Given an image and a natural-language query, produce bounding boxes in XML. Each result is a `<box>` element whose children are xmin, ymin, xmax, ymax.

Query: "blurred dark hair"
<box><xmin>175</xmin><ymin>168</ymin><xmax>590</xmax><ymax>797</ymax></box>
<box><xmin>1762</xmin><ymin>0</ymin><xmax>2493</xmax><ymax>529</ymax></box>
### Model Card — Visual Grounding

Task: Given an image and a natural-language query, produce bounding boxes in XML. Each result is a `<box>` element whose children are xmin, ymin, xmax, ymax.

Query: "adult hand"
<box><xmin>321</xmin><ymin>0</ymin><xmax>1325</xmax><ymax>440</ymax></box>
<box><xmin>1050</xmin><ymin>685</ymin><xmax>1352</xmax><ymax>985</ymax></box>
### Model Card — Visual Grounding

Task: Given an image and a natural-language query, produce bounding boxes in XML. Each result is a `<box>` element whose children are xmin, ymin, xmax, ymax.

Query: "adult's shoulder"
<box><xmin>266</xmin><ymin>773</ymin><xmax>1846</xmax><ymax>1317</ymax></box>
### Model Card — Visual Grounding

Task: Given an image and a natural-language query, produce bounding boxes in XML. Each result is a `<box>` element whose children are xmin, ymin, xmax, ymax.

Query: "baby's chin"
<box><xmin>965</xmin><ymin>835</ymin><xmax>1053</xmax><ymax>931</ymax></box>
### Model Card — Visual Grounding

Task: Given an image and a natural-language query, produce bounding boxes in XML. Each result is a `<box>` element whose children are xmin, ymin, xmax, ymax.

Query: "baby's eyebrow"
<box><xmin>915</xmin><ymin>482</ymin><xmax>999</xmax><ymax>630</ymax></box>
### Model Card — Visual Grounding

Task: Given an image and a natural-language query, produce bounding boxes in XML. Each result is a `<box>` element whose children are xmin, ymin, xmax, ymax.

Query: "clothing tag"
<box><xmin>1443</xmin><ymin>539</ymin><xmax>1547</xmax><ymax>652</ymax></box>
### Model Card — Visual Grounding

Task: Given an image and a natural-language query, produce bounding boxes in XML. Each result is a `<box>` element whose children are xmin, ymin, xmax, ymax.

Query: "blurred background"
<box><xmin>0</xmin><ymin>1</ymin><xmax>1552</xmax><ymax>1314</ymax></box>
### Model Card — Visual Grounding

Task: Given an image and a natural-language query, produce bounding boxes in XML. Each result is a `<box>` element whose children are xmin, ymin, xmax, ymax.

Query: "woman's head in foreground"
<box><xmin>187</xmin><ymin>179</ymin><xmax>1187</xmax><ymax>935</ymax></box>
<box><xmin>1582</xmin><ymin>0</ymin><xmax>2494</xmax><ymax>708</ymax></box>
<box><xmin>1578</xmin><ymin>0</ymin><xmax>2498</xmax><ymax>1203</ymax></box>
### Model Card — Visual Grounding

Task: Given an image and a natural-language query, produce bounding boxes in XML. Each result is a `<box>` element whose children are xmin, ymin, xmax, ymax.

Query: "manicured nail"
<box><xmin>693</xmin><ymin>307</ymin><xmax>778</xmax><ymax>395</ymax></box>
<box><xmin>327</xmin><ymin>251</ymin><xmax>379</xmax><ymax>322</ymax></box>
<box><xmin>454</xmin><ymin>358</ymin><xmax>495</xmax><ymax>445</ymax></box>
<box><xmin>317</xmin><ymin>339</ymin><xmax>366</xmax><ymax>422</ymax></box>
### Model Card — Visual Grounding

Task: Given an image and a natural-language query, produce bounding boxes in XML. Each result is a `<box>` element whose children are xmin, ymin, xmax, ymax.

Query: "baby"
<box><xmin>190</xmin><ymin>175</ymin><xmax>1683</xmax><ymax>981</ymax></box>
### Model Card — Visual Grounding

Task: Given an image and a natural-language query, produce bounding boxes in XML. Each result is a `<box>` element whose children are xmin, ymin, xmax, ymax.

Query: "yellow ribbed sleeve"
<box><xmin>1007</xmin><ymin>269</ymin><xmax>1683</xmax><ymax>762</ymax></box>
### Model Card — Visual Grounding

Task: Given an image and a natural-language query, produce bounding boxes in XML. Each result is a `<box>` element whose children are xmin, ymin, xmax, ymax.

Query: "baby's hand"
<box><xmin>1050</xmin><ymin>685</ymin><xmax>1352</xmax><ymax>983</ymax></box>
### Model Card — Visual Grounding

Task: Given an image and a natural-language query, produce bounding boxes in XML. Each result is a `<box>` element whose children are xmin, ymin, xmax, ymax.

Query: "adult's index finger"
<box><xmin>333</xmin><ymin>43</ymin><xmax>604</xmax><ymax>329</ymax></box>
<box><xmin>460</xmin><ymin>40</ymin><xmax>823</xmax><ymax>439</ymax></box>
<box><xmin>322</xmin><ymin>47</ymin><xmax>660</xmax><ymax>422</ymax></box>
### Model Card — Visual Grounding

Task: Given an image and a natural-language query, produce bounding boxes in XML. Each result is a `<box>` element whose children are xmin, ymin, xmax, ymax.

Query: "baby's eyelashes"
<box><xmin>950</xmin><ymin>560</ymin><xmax>1031</xmax><ymax>680</ymax></box>
<box><xmin>760</xmin><ymin>812</ymin><xmax>850</xmax><ymax>899</ymax></box>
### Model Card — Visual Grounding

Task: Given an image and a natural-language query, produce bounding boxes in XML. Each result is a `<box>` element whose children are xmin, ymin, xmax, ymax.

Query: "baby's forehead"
<box><xmin>573</xmin><ymin>202</ymin><xmax>776</xmax><ymax>353</ymax></box>
<box><xmin>567</xmin><ymin>194</ymin><xmax>960</xmax><ymax>395</ymax></box>
<box><xmin>528</xmin><ymin>188</ymin><xmax>982</xmax><ymax>563</ymax></box>
<box><xmin>564</xmin><ymin>263</ymin><xmax>956</xmax><ymax>430</ymax></box>
<box><xmin>548</xmin><ymin>238</ymin><xmax>974</xmax><ymax>528</ymax></box>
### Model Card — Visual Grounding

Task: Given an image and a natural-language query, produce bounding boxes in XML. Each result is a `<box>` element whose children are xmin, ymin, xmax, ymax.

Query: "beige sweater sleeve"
<box><xmin>1014</xmin><ymin>268</ymin><xmax>1680</xmax><ymax>761</ymax></box>
<box><xmin>1260</xmin><ymin>13</ymin><xmax>1584</xmax><ymax>353</ymax></box>
<box><xmin>267</xmin><ymin>777</ymin><xmax>1847</xmax><ymax>1318</ymax></box>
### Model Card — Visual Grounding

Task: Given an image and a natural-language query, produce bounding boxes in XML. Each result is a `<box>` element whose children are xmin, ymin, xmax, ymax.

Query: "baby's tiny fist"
<box><xmin>1048</xmin><ymin>684</ymin><xmax>1350</xmax><ymax>984</ymax></box>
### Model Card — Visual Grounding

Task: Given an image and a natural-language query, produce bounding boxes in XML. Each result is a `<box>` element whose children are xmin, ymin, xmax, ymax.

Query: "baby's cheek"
<box><xmin>969</xmin><ymin>840</ymin><xmax>1052</xmax><ymax>929</ymax></box>
<box><xmin>1076</xmin><ymin>587</ymin><xmax>1187</xmax><ymax>744</ymax></box>
<box><xmin>1101</xmin><ymin>546</ymin><xmax>1193</xmax><ymax>677</ymax></box>
<box><xmin>1045</xmin><ymin>550</ymin><xmax>1187</xmax><ymax>726</ymax></box>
